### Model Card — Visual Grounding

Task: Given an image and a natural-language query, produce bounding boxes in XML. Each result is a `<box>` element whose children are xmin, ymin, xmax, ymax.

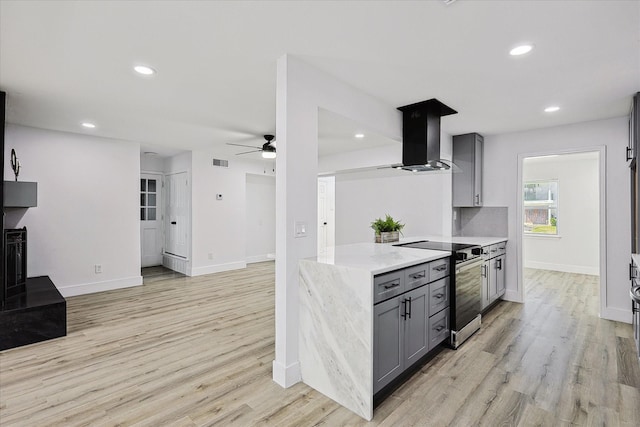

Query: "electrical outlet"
<box><xmin>95</xmin><ymin>264</ymin><xmax>102</xmax><ymax>274</ymax></box>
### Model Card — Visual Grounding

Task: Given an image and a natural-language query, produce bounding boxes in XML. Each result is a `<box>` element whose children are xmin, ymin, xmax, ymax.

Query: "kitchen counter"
<box><xmin>298</xmin><ymin>243</ymin><xmax>450</xmax><ymax>420</ymax></box>
<box><xmin>398</xmin><ymin>235</ymin><xmax>508</xmax><ymax>247</ymax></box>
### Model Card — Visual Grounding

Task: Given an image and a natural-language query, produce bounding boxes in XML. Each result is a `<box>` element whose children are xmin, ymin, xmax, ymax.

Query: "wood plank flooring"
<box><xmin>1</xmin><ymin>264</ymin><xmax>639</xmax><ymax>426</ymax></box>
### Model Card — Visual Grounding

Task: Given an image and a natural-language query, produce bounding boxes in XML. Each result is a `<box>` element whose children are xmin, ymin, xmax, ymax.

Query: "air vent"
<box><xmin>212</xmin><ymin>158</ymin><xmax>228</xmax><ymax>167</ymax></box>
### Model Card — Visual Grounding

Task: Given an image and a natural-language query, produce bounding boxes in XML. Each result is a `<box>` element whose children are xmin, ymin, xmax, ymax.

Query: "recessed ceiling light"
<box><xmin>509</xmin><ymin>44</ymin><xmax>533</xmax><ymax>56</ymax></box>
<box><xmin>544</xmin><ymin>106</ymin><xmax>560</xmax><ymax>113</ymax></box>
<box><xmin>81</xmin><ymin>122</ymin><xmax>96</xmax><ymax>129</ymax></box>
<box><xmin>354</xmin><ymin>133</ymin><xmax>365</xmax><ymax>138</ymax></box>
<box><xmin>134</xmin><ymin>65</ymin><xmax>156</xmax><ymax>76</ymax></box>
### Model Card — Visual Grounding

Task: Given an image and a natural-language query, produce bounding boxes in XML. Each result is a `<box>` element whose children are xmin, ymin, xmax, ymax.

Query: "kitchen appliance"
<box><xmin>4</xmin><ymin>227</ymin><xmax>27</xmax><ymax>300</ymax></box>
<box><xmin>631</xmin><ymin>260</ymin><xmax>640</xmax><ymax>360</ymax></box>
<box><xmin>396</xmin><ymin>99</ymin><xmax>458</xmax><ymax>172</ymax></box>
<box><xmin>394</xmin><ymin>240</ymin><xmax>483</xmax><ymax>348</ymax></box>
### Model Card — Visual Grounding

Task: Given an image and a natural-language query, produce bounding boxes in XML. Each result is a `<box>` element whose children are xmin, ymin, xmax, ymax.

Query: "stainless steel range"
<box><xmin>394</xmin><ymin>240</ymin><xmax>483</xmax><ymax>349</ymax></box>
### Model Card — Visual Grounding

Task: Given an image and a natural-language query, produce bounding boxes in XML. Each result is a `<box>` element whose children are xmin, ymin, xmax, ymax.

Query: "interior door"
<box><xmin>140</xmin><ymin>174</ymin><xmax>163</xmax><ymax>267</ymax></box>
<box><xmin>165</xmin><ymin>172</ymin><xmax>189</xmax><ymax>259</ymax></box>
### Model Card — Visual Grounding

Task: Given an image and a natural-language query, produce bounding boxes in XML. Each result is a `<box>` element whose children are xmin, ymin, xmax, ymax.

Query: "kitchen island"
<box><xmin>298</xmin><ymin>243</ymin><xmax>451</xmax><ymax>420</ymax></box>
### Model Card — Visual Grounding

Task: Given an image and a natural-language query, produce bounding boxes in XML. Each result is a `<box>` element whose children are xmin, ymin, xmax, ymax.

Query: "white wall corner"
<box><xmin>58</xmin><ymin>276</ymin><xmax>143</xmax><ymax>298</ymax></box>
<box><xmin>272</xmin><ymin>360</ymin><xmax>301</xmax><ymax>388</ymax></box>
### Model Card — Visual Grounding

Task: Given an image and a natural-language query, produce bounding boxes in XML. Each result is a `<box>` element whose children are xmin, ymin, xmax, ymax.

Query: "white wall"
<box><xmin>335</xmin><ymin>171</ymin><xmax>451</xmax><ymax>245</ymax></box>
<box><xmin>274</xmin><ymin>55</ymin><xmax>403</xmax><ymax>387</ymax></box>
<box><xmin>140</xmin><ymin>153</ymin><xmax>165</xmax><ymax>173</ymax></box>
<box><xmin>3</xmin><ymin>125</ymin><xmax>142</xmax><ymax>296</ymax></box>
<box><xmin>246</xmin><ymin>174</ymin><xmax>276</xmax><ymax>263</ymax></box>
<box><xmin>483</xmin><ymin>116</ymin><xmax>630</xmax><ymax>322</ymax></box>
<box><xmin>190</xmin><ymin>150</ymin><xmax>274</xmax><ymax>276</ymax></box>
<box><xmin>523</xmin><ymin>153</ymin><xmax>599</xmax><ymax>275</ymax></box>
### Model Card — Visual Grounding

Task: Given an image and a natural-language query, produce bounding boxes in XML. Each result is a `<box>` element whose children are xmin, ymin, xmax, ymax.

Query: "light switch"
<box><xmin>294</xmin><ymin>221</ymin><xmax>307</xmax><ymax>238</ymax></box>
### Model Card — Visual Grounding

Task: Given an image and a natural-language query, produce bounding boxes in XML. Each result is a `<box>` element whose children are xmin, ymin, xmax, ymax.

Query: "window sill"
<box><xmin>523</xmin><ymin>233</ymin><xmax>562</xmax><ymax>239</ymax></box>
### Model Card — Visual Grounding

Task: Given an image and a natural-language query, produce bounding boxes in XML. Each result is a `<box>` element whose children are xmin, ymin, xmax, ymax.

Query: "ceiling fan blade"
<box><xmin>235</xmin><ymin>149</ymin><xmax>262</xmax><ymax>155</ymax></box>
<box><xmin>227</xmin><ymin>142</ymin><xmax>262</xmax><ymax>149</ymax></box>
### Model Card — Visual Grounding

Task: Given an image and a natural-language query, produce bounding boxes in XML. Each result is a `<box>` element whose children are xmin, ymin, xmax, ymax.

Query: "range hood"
<box><xmin>396</xmin><ymin>99</ymin><xmax>457</xmax><ymax>171</ymax></box>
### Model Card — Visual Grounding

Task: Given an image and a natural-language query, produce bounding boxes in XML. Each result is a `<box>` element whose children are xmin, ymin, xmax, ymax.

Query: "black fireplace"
<box><xmin>4</xmin><ymin>227</ymin><xmax>27</xmax><ymax>300</ymax></box>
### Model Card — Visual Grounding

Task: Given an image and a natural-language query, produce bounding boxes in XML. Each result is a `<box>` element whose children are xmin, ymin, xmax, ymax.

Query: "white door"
<box><xmin>140</xmin><ymin>174</ymin><xmax>163</xmax><ymax>267</ymax></box>
<box><xmin>165</xmin><ymin>172</ymin><xmax>189</xmax><ymax>258</ymax></box>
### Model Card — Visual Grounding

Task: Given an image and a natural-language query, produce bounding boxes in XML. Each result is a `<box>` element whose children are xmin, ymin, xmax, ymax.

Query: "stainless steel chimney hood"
<box><xmin>395</xmin><ymin>99</ymin><xmax>457</xmax><ymax>171</ymax></box>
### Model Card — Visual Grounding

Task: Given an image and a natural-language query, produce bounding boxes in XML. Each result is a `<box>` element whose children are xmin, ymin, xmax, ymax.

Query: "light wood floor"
<box><xmin>1</xmin><ymin>264</ymin><xmax>639</xmax><ymax>426</ymax></box>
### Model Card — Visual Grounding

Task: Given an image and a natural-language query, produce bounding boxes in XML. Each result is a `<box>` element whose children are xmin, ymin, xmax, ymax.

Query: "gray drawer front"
<box><xmin>496</xmin><ymin>241</ymin><xmax>507</xmax><ymax>256</ymax></box>
<box><xmin>488</xmin><ymin>244</ymin><xmax>500</xmax><ymax>258</ymax></box>
<box><xmin>481</xmin><ymin>246</ymin><xmax>491</xmax><ymax>260</ymax></box>
<box><xmin>404</xmin><ymin>263</ymin><xmax>430</xmax><ymax>291</ymax></box>
<box><xmin>373</xmin><ymin>270</ymin><xmax>405</xmax><ymax>304</ymax></box>
<box><xmin>429</xmin><ymin>277</ymin><xmax>450</xmax><ymax>316</ymax></box>
<box><xmin>428</xmin><ymin>307</ymin><xmax>450</xmax><ymax>350</ymax></box>
<box><xmin>429</xmin><ymin>258</ymin><xmax>449</xmax><ymax>281</ymax></box>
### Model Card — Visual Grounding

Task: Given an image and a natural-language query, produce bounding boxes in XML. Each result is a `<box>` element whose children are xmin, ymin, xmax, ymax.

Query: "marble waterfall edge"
<box><xmin>298</xmin><ymin>260</ymin><xmax>374</xmax><ymax>420</ymax></box>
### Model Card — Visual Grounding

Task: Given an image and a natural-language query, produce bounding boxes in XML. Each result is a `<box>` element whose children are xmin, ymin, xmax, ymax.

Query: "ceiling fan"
<box><xmin>227</xmin><ymin>134</ymin><xmax>276</xmax><ymax>159</ymax></box>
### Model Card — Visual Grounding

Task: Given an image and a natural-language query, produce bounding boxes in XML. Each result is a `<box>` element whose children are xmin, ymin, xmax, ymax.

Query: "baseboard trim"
<box><xmin>58</xmin><ymin>276</ymin><xmax>143</xmax><ymax>297</ymax></box>
<box><xmin>601</xmin><ymin>306</ymin><xmax>632</xmax><ymax>324</ymax></box>
<box><xmin>190</xmin><ymin>261</ymin><xmax>247</xmax><ymax>277</ymax></box>
<box><xmin>524</xmin><ymin>261</ymin><xmax>599</xmax><ymax>276</ymax></box>
<box><xmin>246</xmin><ymin>253</ymin><xmax>276</xmax><ymax>264</ymax></box>
<box><xmin>272</xmin><ymin>360</ymin><xmax>301</xmax><ymax>388</ymax></box>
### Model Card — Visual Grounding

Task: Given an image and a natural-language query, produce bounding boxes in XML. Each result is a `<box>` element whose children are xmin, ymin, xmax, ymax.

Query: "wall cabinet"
<box><xmin>481</xmin><ymin>241</ymin><xmax>506</xmax><ymax>311</ymax></box>
<box><xmin>453</xmin><ymin>133</ymin><xmax>483</xmax><ymax>207</ymax></box>
<box><xmin>373</xmin><ymin>259</ymin><xmax>450</xmax><ymax>394</ymax></box>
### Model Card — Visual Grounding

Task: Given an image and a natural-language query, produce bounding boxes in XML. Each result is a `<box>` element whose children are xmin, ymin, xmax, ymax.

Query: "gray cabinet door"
<box><xmin>453</xmin><ymin>133</ymin><xmax>483</xmax><ymax>207</ymax></box>
<box><xmin>489</xmin><ymin>257</ymin><xmax>499</xmax><ymax>302</ymax></box>
<box><xmin>373</xmin><ymin>296</ymin><xmax>404</xmax><ymax>393</ymax></box>
<box><xmin>403</xmin><ymin>286</ymin><xmax>429</xmax><ymax>368</ymax></box>
<box><xmin>481</xmin><ymin>260</ymin><xmax>490</xmax><ymax>310</ymax></box>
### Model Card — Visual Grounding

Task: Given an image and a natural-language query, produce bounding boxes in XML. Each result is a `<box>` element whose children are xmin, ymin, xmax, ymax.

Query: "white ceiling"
<box><xmin>1</xmin><ymin>1</ymin><xmax>639</xmax><ymax>159</ymax></box>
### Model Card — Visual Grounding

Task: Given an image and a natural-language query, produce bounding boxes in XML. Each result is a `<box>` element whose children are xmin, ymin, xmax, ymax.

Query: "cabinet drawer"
<box><xmin>496</xmin><ymin>241</ymin><xmax>507</xmax><ymax>256</ymax></box>
<box><xmin>488</xmin><ymin>244</ymin><xmax>500</xmax><ymax>258</ymax></box>
<box><xmin>404</xmin><ymin>263</ymin><xmax>429</xmax><ymax>291</ymax></box>
<box><xmin>429</xmin><ymin>258</ymin><xmax>449</xmax><ymax>281</ymax></box>
<box><xmin>429</xmin><ymin>277</ymin><xmax>450</xmax><ymax>316</ymax></box>
<box><xmin>428</xmin><ymin>307</ymin><xmax>450</xmax><ymax>350</ymax></box>
<box><xmin>373</xmin><ymin>270</ymin><xmax>405</xmax><ymax>304</ymax></box>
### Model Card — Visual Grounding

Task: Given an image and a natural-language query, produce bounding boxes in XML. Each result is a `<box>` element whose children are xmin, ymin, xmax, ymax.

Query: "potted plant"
<box><xmin>371</xmin><ymin>214</ymin><xmax>405</xmax><ymax>243</ymax></box>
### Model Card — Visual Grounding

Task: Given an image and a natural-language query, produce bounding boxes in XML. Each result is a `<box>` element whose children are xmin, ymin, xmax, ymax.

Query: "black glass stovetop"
<box><xmin>394</xmin><ymin>240</ymin><xmax>475</xmax><ymax>252</ymax></box>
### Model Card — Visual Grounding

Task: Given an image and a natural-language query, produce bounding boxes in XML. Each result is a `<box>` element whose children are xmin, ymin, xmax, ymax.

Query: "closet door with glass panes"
<box><xmin>140</xmin><ymin>174</ymin><xmax>163</xmax><ymax>267</ymax></box>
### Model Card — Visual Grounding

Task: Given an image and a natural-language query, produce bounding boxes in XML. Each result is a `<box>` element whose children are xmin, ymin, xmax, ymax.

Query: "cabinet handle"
<box><xmin>401</xmin><ymin>299</ymin><xmax>408</xmax><ymax>320</ymax></box>
<box><xmin>482</xmin><ymin>265</ymin><xmax>487</xmax><ymax>278</ymax></box>
<box><xmin>627</xmin><ymin>147</ymin><xmax>633</xmax><ymax>162</ymax></box>
<box><xmin>407</xmin><ymin>297</ymin><xmax>412</xmax><ymax>319</ymax></box>
<box><xmin>497</xmin><ymin>259</ymin><xmax>503</xmax><ymax>270</ymax></box>
<box><xmin>435</xmin><ymin>325</ymin><xmax>445</xmax><ymax>332</ymax></box>
<box><xmin>383</xmin><ymin>280</ymin><xmax>400</xmax><ymax>290</ymax></box>
<box><xmin>434</xmin><ymin>293</ymin><xmax>444</xmax><ymax>299</ymax></box>
<box><xmin>409</xmin><ymin>272</ymin><xmax>425</xmax><ymax>280</ymax></box>
<box><xmin>433</xmin><ymin>265</ymin><xmax>447</xmax><ymax>272</ymax></box>
<box><xmin>475</xmin><ymin>194</ymin><xmax>480</xmax><ymax>205</ymax></box>
<box><xmin>171</xmin><ymin>221</ymin><xmax>177</xmax><ymax>225</ymax></box>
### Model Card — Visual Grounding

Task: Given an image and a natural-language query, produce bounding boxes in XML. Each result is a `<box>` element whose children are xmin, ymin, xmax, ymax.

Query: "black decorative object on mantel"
<box><xmin>10</xmin><ymin>148</ymin><xmax>20</xmax><ymax>181</ymax></box>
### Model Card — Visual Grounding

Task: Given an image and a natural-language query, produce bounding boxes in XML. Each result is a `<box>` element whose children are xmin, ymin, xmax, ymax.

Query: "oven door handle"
<box><xmin>456</xmin><ymin>257</ymin><xmax>483</xmax><ymax>274</ymax></box>
<box><xmin>631</xmin><ymin>285</ymin><xmax>640</xmax><ymax>304</ymax></box>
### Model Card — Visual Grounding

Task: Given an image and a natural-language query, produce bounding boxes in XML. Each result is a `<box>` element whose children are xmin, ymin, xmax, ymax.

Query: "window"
<box><xmin>524</xmin><ymin>180</ymin><xmax>558</xmax><ymax>235</ymax></box>
<box><xmin>140</xmin><ymin>178</ymin><xmax>157</xmax><ymax>221</ymax></box>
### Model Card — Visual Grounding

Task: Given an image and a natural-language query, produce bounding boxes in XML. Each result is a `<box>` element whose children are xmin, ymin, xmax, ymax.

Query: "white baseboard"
<box><xmin>190</xmin><ymin>261</ymin><xmax>247</xmax><ymax>277</ymax></box>
<box><xmin>58</xmin><ymin>276</ymin><xmax>143</xmax><ymax>297</ymax></box>
<box><xmin>600</xmin><ymin>306</ymin><xmax>632</xmax><ymax>324</ymax></box>
<box><xmin>272</xmin><ymin>360</ymin><xmax>301</xmax><ymax>388</ymax></box>
<box><xmin>524</xmin><ymin>261</ymin><xmax>599</xmax><ymax>276</ymax></box>
<box><xmin>246</xmin><ymin>253</ymin><xmax>276</xmax><ymax>264</ymax></box>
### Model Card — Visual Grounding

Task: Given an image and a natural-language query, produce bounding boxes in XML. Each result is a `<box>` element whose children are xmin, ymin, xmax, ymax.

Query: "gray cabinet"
<box><xmin>481</xmin><ymin>241</ymin><xmax>506</xmax><ymax>311</ymax></box>
<box><xmin>373</xmin><ymin>258</ymin><xmax>450</xmax><ymax>394</ymax></box>
<box><xmin>453</xmin><ymin>133</ymin><xmax>483</xmax><ymax>207</ymax></box>
<box><xmin>3</xmin><ymin>181</ymin><xmax>37</xmax><ymax>208</ymax></box>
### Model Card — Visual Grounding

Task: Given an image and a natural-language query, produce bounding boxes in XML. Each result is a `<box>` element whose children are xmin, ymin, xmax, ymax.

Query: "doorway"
<box><xmin>140</xmin><ymin>173</ymin><xmax>163</xmax><ymax>267</ymax></box>
<box><xmin>518</xmin><ymin>148</ymin><xmax>605</xmax><ymax>313</ymax></box>
<box><xmin>317</xmin><ymin>176</ymin><xmax>335</xmax><ymax>256</ymax></box>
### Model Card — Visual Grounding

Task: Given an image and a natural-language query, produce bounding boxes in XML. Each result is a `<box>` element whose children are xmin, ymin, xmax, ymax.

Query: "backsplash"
<box><xmin>453</xmin><ymin>207</ymin><xmax>508</xmax><ymax>237</ymax></box>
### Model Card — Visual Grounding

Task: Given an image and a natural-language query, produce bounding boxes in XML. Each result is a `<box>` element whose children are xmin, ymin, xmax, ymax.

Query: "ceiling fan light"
<box><xmin>262</xmin><ymin>151</ymin><xmax>276</xmax><ymax>159</ymax></box>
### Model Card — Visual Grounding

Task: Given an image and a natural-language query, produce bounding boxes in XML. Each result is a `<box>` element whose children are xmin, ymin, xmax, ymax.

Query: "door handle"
<box><xmin>323</xmin><ymin>222</ymin><xmax>327</xmax><ymax>225</ymax></box>
<box><xmin>406</xmin><ymin>297</ymin><xmax>412</xmax><ymax>319</ymax></box>
<box><xmin>171</xmin><ymin>221</ymin><xmax>177</xmax><ymax>225</ymax></box>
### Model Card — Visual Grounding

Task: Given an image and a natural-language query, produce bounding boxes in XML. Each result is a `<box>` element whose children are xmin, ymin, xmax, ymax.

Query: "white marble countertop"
<box><xmin>306</xmin><ymin>243</ymin><xmax>450</xmax><ymax>275</ymax></box>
